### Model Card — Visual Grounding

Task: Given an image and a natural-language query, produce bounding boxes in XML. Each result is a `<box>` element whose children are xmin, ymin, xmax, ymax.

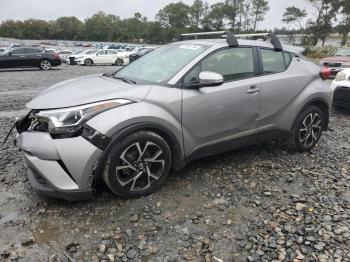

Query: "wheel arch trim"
<box><xmin>294</xmin><ymin>97</ymin><xmax>330</xmax><ymax>131</ymax></box>
<box><xmin>93</xmin><ymin>122</ymin><xmax>185</xmax><ymax>181</ymax></box>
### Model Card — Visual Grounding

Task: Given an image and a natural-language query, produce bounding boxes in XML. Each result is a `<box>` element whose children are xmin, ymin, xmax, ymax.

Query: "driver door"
<box><xmin>6</xmin><ymin>48</ymin><xmax>27</xmax><ymax>67</ymax></box>
<box><xmin>181</xmin><ymin>47</ymin><xmax>261</xmax><ymax>159</ymax></box>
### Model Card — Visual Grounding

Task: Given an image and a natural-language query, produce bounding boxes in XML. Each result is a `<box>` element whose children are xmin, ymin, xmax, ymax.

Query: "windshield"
<box><xmin>335</xmin><ymin>48</ymin><xmax>350</xmax><ymax>56</ymax></box>
<box><xmin>115</xmin><ymin>43</ymin><xmax>208</xmax><ymax>84</ymax></box>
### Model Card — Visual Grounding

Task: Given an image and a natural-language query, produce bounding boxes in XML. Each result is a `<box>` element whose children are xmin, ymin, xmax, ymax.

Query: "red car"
<box><xmin>320</xmin><ymin>48</ymin><xmax>350</xmax><ymax>78</ymax></box>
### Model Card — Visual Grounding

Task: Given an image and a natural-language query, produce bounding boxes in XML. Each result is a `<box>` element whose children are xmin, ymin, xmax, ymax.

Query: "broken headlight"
<box><xmin>36</xmin><ymin>99</ymin><xmax>132</xmax><ymax>136</ymax></box>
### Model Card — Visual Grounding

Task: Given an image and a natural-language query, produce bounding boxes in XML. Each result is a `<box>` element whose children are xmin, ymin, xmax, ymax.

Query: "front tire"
<box><xmin>40</xmin><ymin>59</ymin><xmax>52</xmax><ymax>70</ymax></box>
<box><xmin>288</xmin><ymin>105</ymin><xmax>325</xmax><ymax>152</ymax></box>
<box><xmin>103</xmin><ymin>131</ymin><xmax>172</xmax><ymax>198</ymax></box>
<box><xmin>84</xmin><ymin>58</ymin><xmax>93</xmax><ymax>66</ymax></box>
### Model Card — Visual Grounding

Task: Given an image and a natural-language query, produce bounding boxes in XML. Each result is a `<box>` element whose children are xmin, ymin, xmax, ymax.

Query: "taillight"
<box><xmin>320</xmin><ymin>67</ymin><xmax>330</xmax><ymax>80</ymax></box>
<box><xmin>53</xmin><ymin>52</ymin><xmax>60</xmax><ymax>59</ymax></box>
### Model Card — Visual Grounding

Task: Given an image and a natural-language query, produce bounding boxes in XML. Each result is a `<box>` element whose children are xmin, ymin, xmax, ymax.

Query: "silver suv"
<box><xmin>13</xmin><ymin>32</ymin><xmax>332</xmax><ymax>201</ymax></box>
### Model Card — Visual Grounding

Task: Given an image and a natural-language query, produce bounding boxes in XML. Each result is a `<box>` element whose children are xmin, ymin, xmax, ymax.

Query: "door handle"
<box><xmin>246</xmin><ymin>85</ymin><xmax>261</xmax><ymax>94</ymax></box>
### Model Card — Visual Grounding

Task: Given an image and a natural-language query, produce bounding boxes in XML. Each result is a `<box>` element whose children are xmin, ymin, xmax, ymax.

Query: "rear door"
<box><xmin>25</xmin><ymin>48</ymin><xmax>43</xmax><ymax>66</ymax></box>
<box><xmin>107</xmin><ymin>50</ymin><xmax>117</xmax><ymax>63</ymax></box>
<box><xmin>257</xmin><ymin>48</ymin><xmax>310</xmax><ymax>131</ymax></box>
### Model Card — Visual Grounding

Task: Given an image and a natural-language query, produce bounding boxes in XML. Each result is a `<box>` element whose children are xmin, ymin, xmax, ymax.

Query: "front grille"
<box><xmin>323</xmin><ymin>62</ymin><xmax>342</xmax><ymax>68</ymax></box>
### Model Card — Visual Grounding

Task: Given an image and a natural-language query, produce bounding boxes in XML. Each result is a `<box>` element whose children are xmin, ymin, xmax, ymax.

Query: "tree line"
<box><xmin>0</xmin><ymin>0</ymin><xmax>349</xmax><ymax>46</ymax></box>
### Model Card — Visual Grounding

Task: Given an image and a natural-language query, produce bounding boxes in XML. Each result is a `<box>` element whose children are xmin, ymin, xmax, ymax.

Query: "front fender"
<box><xmin>86</xmin><ymin>101</ymin><xmax>184</xmax><ymax>157</ymax></box>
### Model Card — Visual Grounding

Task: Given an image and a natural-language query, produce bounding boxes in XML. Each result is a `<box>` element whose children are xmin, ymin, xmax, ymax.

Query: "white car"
<box><xmin>75</xmin><ymin>49</ymin><xmax>120</xmax><ymax>66</ymax></box>
<box><xmin>65</xmin><ymin>50</ymin><xmax>96</xmax><ymax>64</ymax></box>
<box><xmin>331</xmin><ymin>69</ymin><xmax>350</xmax><ymax>109</ymax></box>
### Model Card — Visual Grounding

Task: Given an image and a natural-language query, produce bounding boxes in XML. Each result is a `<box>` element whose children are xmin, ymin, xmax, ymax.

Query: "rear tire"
<box><xmin>103</xmin><ymin>131</ymin><xmax>172</xmax><ymax>198</ymax></box>
<box><xmin>39</xmin><ymin>59</ymin><xmax>52</xmax><ymax>70</ymax></box>
<box><xmin>288</xmin><ymin>105</ymin><xmax>325</xmax><ymax>152</ymax></box>
<box><xmin>115</xmin><ymin>58</ymin><xmax>124</xmax><ymax>66</ymax></box>
<box><xmin>84</xmin><ymin>58</ymin><xmax>93</xmax><ymax>66</ymax></box>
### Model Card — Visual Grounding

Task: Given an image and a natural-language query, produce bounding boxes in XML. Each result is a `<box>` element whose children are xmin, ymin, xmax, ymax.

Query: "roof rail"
<box><xmin>179</xmin><ymin>31</ymin><xmax>283</xmax><ymax>50</ymax></box>
<box><xmin>180</xmin><ymin>31</ymin><xmax>239</xmax><ymax>47</ymax></box>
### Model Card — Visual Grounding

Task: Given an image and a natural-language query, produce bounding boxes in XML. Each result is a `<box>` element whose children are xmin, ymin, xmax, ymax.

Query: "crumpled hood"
<box><xmin>27</xmin><ymin>74</ymin><xmax>151</xmax><ymax>109</ymax></box>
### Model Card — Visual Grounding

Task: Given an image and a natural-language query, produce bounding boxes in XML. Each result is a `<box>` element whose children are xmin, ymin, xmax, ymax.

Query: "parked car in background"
<box><xmin>129</xmin><ymin>47</ymin><xmax>156</xmax><ymax>63</ymax></box>
<box><xmin>331</xmin><ymin>69</ymin><xmax>350</xmax><ymax>109</ymax></box>
<box><xmin>66</xmin><ymin>50</ymin><xmax>96</xmax><ymax>65</ymax></box>
<box><xmin>57</xmin><ymin>50</ymin><xmax>73</xmax><ymax>61</ymax></box>
<box><xmin>75</xmin><ymin>49</ymin><xmax>120</xmax><ymax>66</ymax></box>
<box><xmin>320</xmin><ymin>48</ymin><xmax>350</xmax><ymax>78</ymax></box>
<box><xmin>13</xmin><ymin>32</ymin><xmax>332</xmax><ymax>200</ymax></box>
<box><xmin>113</xmin><ymin>47</ymin><xmax>147</xmax><ymax>66</ymax></box>
<box><xmin>0</xmin><ymin>47</ymin><xmax>61</xmax><ymax>70</ymax></box>
<box><xmin>105</xmin><ymin>44</ymin><xmax>124</xmax><ymax>50</ymax></box>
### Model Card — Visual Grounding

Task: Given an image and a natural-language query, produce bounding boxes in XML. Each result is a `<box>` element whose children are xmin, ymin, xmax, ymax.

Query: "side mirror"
<box><xmin>199</xmin><ymin>71</ymin><xmax>224</xmax><ymax>87</ymax></box>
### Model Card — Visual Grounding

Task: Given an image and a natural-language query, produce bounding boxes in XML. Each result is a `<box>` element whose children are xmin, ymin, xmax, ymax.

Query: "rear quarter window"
<box><xmin>283</xmin><ymin>52</ymin><xmax>293</xmax><ymax>68</ymax></box>
<box><xmin>261</xmin><ymin>49</ymin><xmax>286</xmax><ymax>74</ymax></box>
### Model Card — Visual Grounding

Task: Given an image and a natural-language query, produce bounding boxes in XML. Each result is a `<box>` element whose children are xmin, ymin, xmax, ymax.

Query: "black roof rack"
<box><xmin>179</xmin><ymin>31</ymin><xmax>283</xmax><ymax>50</ymax></box>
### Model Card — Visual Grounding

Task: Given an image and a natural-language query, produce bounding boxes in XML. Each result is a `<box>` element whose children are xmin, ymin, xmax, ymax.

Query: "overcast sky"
<box><xmin>0</xmin><ymin>0</ymin><xmax>314</xmax><ymax>30</ymax></box>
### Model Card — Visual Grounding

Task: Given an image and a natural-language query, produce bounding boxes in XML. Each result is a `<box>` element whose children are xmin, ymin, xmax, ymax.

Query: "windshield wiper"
<box><xmin>114</xmin><ymin>76</ymin><xmax>137</xmax><ymax>85</ymax></box>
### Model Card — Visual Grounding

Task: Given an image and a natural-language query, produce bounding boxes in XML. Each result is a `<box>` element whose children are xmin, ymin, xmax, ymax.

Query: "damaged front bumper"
<box><xmin>16</xmin><ymin>131</ymin><xmax>103</xmax><ymax>201</ymax></box>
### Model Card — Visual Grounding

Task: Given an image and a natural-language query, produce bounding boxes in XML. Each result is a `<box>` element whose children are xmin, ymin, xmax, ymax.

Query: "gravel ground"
<box><xmin>0</xmin><ymin>64</ymin><xmax>349</xmax><ymax>262</ymax></box>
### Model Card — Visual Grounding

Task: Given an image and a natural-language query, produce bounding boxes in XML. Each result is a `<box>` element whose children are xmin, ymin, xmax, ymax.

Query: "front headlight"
<box><xmin>334</xmin><ymin>72</ymin><xmax>346</xmax><ymax>82</ymax></box>
<box><xmin>36</xmin><ymin>99</ymin><xmax>132</xmax><ymax>136</ymax></box>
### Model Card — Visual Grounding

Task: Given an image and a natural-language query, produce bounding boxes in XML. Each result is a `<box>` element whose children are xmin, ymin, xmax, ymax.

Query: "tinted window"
<box><xmin>202</xmin><ymin>48</ymin><xmax>254</xmax><ymax>81</ymax></box>
<box><xmin>261</xmin><ymin>49</ymin><xmax>285</xmax><ymax>74</ymax></box>
<box><xmin>11</xmin><ymin>48</ymin><xmax>26</xmax><ymax>55</ymax></box>
<box><xmin>107</xmin><ymin>50</ymin><xmax>117</xmax><ymax>55</ymax></box>
<box><xmin>184</xmin><ymin>47</ymin><xmax>254</xmax><ymax>85</ymax></box>
<box><xmin>26</xmin><ymin>48</ymin><xmax>42</xmax><ymax>54</ymax></box>
<box><xmin>97</xmin><ymin>50</ymin><xmax>107</xmax><ymax>55</ymax></box>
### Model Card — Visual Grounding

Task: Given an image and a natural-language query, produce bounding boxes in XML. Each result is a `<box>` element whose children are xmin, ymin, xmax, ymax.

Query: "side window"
<box><xmin>261</xmin><ymin>49</ymin><xmax>286</xmax><ymax>74</ymax></box>
<box><xmin>107</xmin><ymin>50</ymin><xmax>116</xmax><ymax>55</ymax></box>
<box><xmin>11</xmin><ymin>48</ymin><xmax>26</xmax><ymax>55</ymax></box>
<box><xmin>183</xmin><ymin>65</ymin><xmax>201</xmax><ymax>86</ymax></box>
<box><xmin>202</xmin><ymin>48</ymin><xmax>254</xmax><ymax>82</ymax></box>
<box><xmin>26</xmin><ymin>48</ymin><xmax>42</xmax><ymax>54</ymax></box>
<box><xmin>283</xmin><ymin>52</ymin><xmax>293</xmax><ymax>68</ymax></box>
<box><xmin>97</xmin><ymin>50</ymin><xmax>106</xmax><ymax>55</ymax></box>
<box><xmin>183</xmin><ymin>47</ymin><xmax>254</xmax><ymax>85</ymax></box>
